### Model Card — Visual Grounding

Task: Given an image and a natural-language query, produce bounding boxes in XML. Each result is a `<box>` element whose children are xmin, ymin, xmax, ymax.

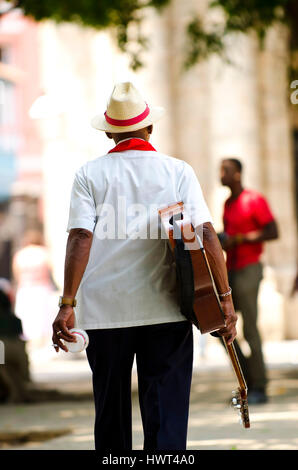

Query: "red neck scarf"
<box><xmin>108</xmin><ymin>138</ymin><xmax>157</xmax><ymax>154</ymax></box>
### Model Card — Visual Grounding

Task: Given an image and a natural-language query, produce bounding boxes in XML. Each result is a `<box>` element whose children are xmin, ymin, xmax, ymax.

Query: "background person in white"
<box><xmin>52</xmin><ymin>82</ymin><xmax>237</xmax><ymax>451</ymax></box>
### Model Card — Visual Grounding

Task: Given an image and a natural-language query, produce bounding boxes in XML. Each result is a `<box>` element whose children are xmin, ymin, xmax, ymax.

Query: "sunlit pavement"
<box><xmin>1</xmin><ymin>334</ymin><xmax>298</xmax><ymax>451</ymax></box>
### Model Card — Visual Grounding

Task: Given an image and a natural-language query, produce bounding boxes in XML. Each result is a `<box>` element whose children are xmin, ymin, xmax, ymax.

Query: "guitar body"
<box><xmin>158</xmin><ymin>201</ymin><xmax>250</xmax><ymax>429</ymax></box>
<box><xmin>158</xmin><ymin>201</ymin><xmax>225</xmax><ymax>334</ymax></box>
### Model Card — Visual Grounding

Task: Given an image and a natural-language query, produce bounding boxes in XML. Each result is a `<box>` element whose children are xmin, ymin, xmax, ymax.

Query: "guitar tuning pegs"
<box><xmin>233</xmin><ymin>404</ymin><xmax>241</xmax><ymax>411</ymax></box>
<box><xmin>232</xmin><ymin>390</ymin><xmax>237</xmax><ymax>397</ymax></box>
<box><xmin>232</xmin><ymin>398</ymin><xmax>238</xmax><ymax>405</ymax></box>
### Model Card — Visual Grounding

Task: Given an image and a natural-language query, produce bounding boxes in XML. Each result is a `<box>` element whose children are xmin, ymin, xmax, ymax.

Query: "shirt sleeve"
<box><xmin>251</xmin><ymin>193</ymin><xmax>275</xmax><ymax>228</ymax></box>
<box><xmin>178</xmin><ymin>161</ymin><xmax>213</xmax><ymax>228</ymax></box>
<box><xmin>66</xmin><ymin>167</ymin><xmax>97</xmax><ymax>233</ymax></box>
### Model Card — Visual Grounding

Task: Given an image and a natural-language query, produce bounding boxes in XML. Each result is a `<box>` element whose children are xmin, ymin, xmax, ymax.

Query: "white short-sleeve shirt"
<box><xmin>67</xmin><ymin>139</ymin><xmax>213</xmax><ymax>330</ymax></box>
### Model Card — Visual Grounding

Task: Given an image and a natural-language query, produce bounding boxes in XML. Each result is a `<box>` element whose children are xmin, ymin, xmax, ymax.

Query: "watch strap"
<box><xmin>59</xmin><ymin>296</ymin><xmax>77</xmax><ymax>307</ymax></box>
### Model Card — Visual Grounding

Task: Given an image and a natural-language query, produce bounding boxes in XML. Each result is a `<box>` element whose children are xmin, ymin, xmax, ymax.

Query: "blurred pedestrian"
<box><xmin>52</xmin><ymin>82</ymin><xmax>237</xmax><ymax>452</ymax></box>
<box><xmin>12</xmin><ymin>230</ymin><xmax>57</xmax><ymax>350</ymax></box>
<box><xmin>0</xmin><ymin>278</ymin><xmax>30</xmax><ymax>403</ymax></box>
<box><xmin>219</xmin><ymin>158</ymin><xmax>279</xmax><ymax>404</ymax></box>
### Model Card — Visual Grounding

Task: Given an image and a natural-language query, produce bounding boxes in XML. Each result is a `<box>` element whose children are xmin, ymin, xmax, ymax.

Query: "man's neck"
<box><xmin>116</xmin><ymin>137</ymin><xmax>146</xmax><ymax>145</ymax></box>
<box><xmin>229</xmin><ymin>183</ymin><xmax>244</xmax><ymax>199</ymax></box>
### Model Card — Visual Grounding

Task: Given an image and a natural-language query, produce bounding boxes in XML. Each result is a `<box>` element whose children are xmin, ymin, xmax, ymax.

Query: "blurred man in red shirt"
<box><xmin>219</xmin><ymin>158</ymin><xmax>278</xmax><ymax>404</ymax></box>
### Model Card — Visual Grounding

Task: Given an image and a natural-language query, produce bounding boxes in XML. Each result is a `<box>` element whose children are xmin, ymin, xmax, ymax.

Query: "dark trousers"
<box><xmin>86</xmin><ymin>321</ymin><xmax>193</xmax><ymax>452</ymax></box>
<box><xmin>228</xmin><ymin>262</ymin><xmax>267</xmax><ymax>390</ymax></box>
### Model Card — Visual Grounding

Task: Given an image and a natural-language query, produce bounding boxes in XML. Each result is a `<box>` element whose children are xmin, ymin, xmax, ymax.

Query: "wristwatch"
<box><xmin>58</xmin><ymin>296</ymin><xmax>77</xmax><ymax>307</ymax></box>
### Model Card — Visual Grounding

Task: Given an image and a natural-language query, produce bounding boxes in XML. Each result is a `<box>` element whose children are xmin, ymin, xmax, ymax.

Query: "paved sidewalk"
<box><xmin>0</xmin><ymin>333</ymin><xmax>298</xmax><ymax>451</ymax></box>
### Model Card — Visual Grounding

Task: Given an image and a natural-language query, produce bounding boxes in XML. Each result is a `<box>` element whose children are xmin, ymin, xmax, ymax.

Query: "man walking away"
<box><xmin>52</xmin><ymin>83</ymin><xmax>237</xmax><ymax>451</ymax></box>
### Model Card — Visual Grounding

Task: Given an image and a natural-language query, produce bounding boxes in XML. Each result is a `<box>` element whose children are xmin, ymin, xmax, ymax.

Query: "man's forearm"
<box><xmin>242</xmin><ymin>220</ymin><xmax>278</xmax><ymax>244</ymax></box>
<box><xmin>63</xmin><ymin>228</ymin><xmax>93</xmax><ymax>298</ymax></box>
<box><xmin>199</xmin><ymin>222</ymin><xmax>230</xmax><ymax>295</ymax></box>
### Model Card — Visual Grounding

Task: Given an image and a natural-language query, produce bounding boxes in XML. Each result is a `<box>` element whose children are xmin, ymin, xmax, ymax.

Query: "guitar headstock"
<box><xmin>231</xmin><ymin>387</ymin><xmax>250</xmax><ymax>429</ymax></box>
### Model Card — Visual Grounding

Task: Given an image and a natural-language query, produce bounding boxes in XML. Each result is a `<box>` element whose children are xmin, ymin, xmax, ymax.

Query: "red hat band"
<box><xmin>104</xmin><ymin>104</ymin><xmax>150</xmax><ymax>127</ymax></box>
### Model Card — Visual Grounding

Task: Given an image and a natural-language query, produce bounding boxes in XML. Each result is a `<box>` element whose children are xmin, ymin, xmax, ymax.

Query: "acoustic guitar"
<box><xmin>158</xmin><ymin>201</ymin><xmax>250</xmax><ymax>429</ymax></box>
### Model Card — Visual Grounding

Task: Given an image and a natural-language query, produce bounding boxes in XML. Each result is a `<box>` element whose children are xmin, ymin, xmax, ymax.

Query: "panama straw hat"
<box><xmin>91</xmin><ymin>82</ymin><xmax>165</xmax><ymax>133</ymax></box>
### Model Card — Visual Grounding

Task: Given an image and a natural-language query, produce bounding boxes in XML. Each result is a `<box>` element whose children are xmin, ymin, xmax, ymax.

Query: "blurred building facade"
<box><xmin>0</xmin><ymin>10</ymin><xmax>43</xmax><ymax>282</ymax></box>
<box><xmin>0</xmin><ymin>1</ymin><xmax>297</xmax><ymax>340</ymax></box>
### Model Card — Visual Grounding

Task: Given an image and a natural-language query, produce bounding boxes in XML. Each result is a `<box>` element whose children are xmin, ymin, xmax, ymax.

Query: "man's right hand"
<box><xmin>52</xmin><ymin>305</ymin><xmax>76</xmax><ymax>352</ymax></box>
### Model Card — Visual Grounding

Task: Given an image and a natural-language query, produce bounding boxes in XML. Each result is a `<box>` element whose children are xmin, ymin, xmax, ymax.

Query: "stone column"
<box><xmin>208</xmin><ymin>32</ymin><xmax>263</xmax><ymax>229</ymax></box>
<box><xmin>37</xmin><ymin>21</ymin><xmax>116</xmax><ymax>286</ymax></box>
<box><xmin>161</xmin><ymin>0</ymin><xmax>213</xmax><ymax>199</ymax></box>
<box><xmin>258</xmin><ymin>25</ymin><xmax>298</xmax><ymax>339</ymax></box>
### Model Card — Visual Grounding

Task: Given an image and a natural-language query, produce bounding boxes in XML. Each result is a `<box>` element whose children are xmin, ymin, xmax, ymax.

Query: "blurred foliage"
<box><xmin>4</xmin><ymin>0</ymin><xmax>298</xmax><ymax>72</ymax></box>
<box><xmin>185</xmin><ymin>0</ymin><xmax>298</xmax><ymax>76</ymax></box>
<box><xmin>4</xmin><ymin>0</ymin><xmax>171</xmax><ymax>69</ymax></box>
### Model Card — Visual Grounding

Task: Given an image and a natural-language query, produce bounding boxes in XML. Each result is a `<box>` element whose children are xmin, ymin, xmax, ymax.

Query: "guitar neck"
<box><xmin>222</xmin><ymin>338</ymin><xmax>247</xmax><ymax>393</ymax></box>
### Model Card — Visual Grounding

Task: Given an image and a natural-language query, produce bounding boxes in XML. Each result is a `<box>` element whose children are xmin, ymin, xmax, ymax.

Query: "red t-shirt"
<box><xmin>223</xmin><ymin>189</ymin><xmax>275</xmax><ymax>271</ymax></box>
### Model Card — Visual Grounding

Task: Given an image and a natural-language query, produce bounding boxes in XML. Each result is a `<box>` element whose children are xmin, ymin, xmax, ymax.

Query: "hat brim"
<box><xmin>91</xmin><ymin>106</ymin><xmax>165</xmax><ymax>133</ymax></box>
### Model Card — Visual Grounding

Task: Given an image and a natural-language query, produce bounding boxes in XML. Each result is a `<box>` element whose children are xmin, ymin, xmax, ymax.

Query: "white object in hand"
<box><xmin>64</xmin><ymin>328</ymin><xmax>89</xmax><ymax>353</ymax></box>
